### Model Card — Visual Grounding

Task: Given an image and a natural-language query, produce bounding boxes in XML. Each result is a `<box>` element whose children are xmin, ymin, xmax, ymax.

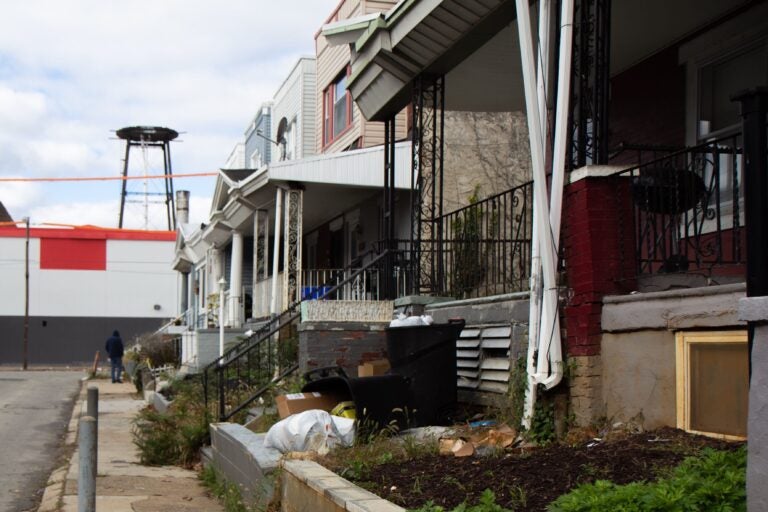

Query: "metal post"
<box><xmin>218</xmin><ymin>277</ymin><xmax>227</xmax><ymax>359</ymax></box>
<box><xmin>23</xmin><ymin>216</ymin><xmax>29</xmax><ymax>371</ymax></box>
<box><xmin>733</xmin><ymin>87</ymin><xmax>768</xmax><ymax>376</ymax></box>
<box><xmin>86</xmin><ymin>386</ymin><xmax>99</xmax><ymax>424</ymax></box>
<box><xmin>78</xmin><ymin>416</ymin><xmax>97</xmax><ymax>512</ymax></box>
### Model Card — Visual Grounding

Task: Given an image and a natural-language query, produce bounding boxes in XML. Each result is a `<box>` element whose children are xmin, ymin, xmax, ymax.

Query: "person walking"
<box><xmin>105</xmin><ymin>330</ymin><xmax>125</xmax><ymax>383</ymax></box>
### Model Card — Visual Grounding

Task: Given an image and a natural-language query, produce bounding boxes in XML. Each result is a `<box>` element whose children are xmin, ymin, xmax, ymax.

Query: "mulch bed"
<box><xmin>345</xmin><ymin>427</ymin><xmax>742</xmax><ymax>511</ymax></box>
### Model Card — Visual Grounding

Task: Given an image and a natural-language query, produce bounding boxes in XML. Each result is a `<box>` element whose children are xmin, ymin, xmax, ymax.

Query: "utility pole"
<box><xmin>23</xmin><ymin>217</ymin><xmax>30</xmax><ymax>371</ymax></box>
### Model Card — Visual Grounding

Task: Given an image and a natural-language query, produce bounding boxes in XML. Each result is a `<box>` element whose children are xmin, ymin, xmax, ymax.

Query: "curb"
<box><xmin>37</xmin><ymin>379</ymin><xmax>86</xmax><ymax>512</ymax></box>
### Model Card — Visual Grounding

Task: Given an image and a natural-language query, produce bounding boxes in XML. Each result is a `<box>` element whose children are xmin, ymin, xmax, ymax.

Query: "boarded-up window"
<box><xmin>40</xmin><ymin>238</ymin><xmax>107</xmax><ymax>270</ymax></box>
<box><xmin>676</xmin><ymin>330</ymin><xmax>748</xmax><ymax>440</ymax></box>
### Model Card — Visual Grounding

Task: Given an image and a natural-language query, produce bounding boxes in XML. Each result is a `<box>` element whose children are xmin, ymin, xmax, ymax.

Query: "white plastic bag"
<box><xmin>389</xmin><ymin>313</ymin><xmax>433</xmax><ymax>327</ymax></box>
<box><xmin>264</xmin><ymin>409</ymin><xmax>355</xmax><ymax>454</ymax></box>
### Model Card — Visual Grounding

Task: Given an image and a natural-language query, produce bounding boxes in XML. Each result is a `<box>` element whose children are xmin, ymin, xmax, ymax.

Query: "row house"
<box><xmin>330</xmin><ymin>0</ymin><xmax>766</xmax><ymax>443</ymax></box>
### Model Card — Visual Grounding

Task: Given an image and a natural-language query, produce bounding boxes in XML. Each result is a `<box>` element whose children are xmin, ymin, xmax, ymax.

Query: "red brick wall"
<box><xmin>609</xmin><ymin>46</ymin><xmax>686</xmax><ymax>159</ymax></box>
<box><xmin>562</xmin><ymin>176</ymin><xmax>637</xmax><ymax>356</ymax></box>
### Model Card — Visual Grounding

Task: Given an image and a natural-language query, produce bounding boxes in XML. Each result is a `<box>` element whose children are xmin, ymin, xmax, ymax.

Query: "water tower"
<box><xmin>116</xmin><ymin>126</ymin><xmax>179</xmax><ymax>230</ymax></box>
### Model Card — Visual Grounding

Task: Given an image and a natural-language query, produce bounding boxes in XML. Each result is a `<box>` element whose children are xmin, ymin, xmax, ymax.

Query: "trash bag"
<box><xmin>389</xmin><ymin>313</ymin><xmax>433</xmax><ymax>327</ymax></box>
<box><xmin>263</xmin><ymin>409</ymin><xmax>355</xmax><ymax>454</ymax></box>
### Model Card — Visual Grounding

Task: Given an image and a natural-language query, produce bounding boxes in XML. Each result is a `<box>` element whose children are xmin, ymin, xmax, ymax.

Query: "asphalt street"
<box><xmin>0</xmin><ymin>370</ymin><xmax>82</xmax><ymax>512</ymax></box>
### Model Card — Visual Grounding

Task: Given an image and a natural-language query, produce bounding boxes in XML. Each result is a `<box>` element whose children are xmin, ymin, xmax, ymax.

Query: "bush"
<box><xmin>134</xmin><ymin>332</ymin><xmax>179</xmax><ymax>368</ymax></box>
<box><xmin>132</xmin><ymin>377</ymin><xmax>210</xmax><ymax>467</ymax></box>
<box><xmin>548</xmin><ymin>447</ymin><xmax>746</xmax><ymax>511</ymax></box>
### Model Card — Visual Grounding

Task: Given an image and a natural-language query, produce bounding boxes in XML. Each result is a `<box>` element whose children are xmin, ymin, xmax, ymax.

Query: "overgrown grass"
<box><xmin>200</xmin><ymin>465</ymin><xmax>253</xmax><ymax>512</ymax></box>
<box><xmin>321</xmin><ymin>426</ymin><xmax>439</xmax><ymax>484</ymax></box>
<box><xmin>132</xmin><ymin>377</ymin><xmax>210</xmax><ymax>467</ymax></box>
<box><xmin>548</xmin><ymin>447</ymin><xmax>746</xmax><ymax>511</ymax></box>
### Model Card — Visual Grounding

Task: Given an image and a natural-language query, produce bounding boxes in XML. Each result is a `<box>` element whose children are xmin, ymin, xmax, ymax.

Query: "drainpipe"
<box><xmin>536</xmin><ymin>0</ymin><xmax>574</xmax><ymax>391</ymax></box>
<box><xmin>524</xmin><ymin>0</ymin><xmax>554</xmax><ymax>429</ymax></box>
<box><xmin>269</xmin><ymin>188</ymin><xmax>283</xmax><ymax>316</ymax></box>
<box><xmin>518</xmin><ymin>0</ymin><xmax>571</xmax><ymax>428</ymax></box>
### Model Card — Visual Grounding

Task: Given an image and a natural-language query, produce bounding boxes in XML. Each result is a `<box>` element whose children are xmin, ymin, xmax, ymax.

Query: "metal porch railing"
<box><xmin>201</xmin><ymin>248</ymin><xmax>405</xmax><ymax>422</ymax></box>
<box><xmin>612</xmin><ymin>134</ymin><xmax>745</xmax><ymax>278</ymax></box>
<box><xmin>428</xmin><ymin>181</ymin><xmax>534</xmax><ymax>299</ymax></box>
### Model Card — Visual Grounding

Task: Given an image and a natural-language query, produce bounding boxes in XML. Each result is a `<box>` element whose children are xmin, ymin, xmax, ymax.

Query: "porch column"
<box><xmin>282</xmin><ymin>187</ymin><xmax>303</xmax><ymax>310</ymax></box>
<box><xmin>229</xmin><ymin>231</ymin><xmax>244</xmax><ymax>327</ymax></box>
<box><xmin>270</xmin><ymin>188</ymin><xmax>283</xmax><ymax>316</ymax></box>
<box><xmin>253</xmin><ymin>209</ymin><xmax>269</xmax><ymax>318</ymax></box>
<box><xmin>561</xmin><ymin>166</ymin><xmax>637</xmax><ymax>425</ymax></box>
<box><xmin>734</xmin><ymin>87</ymin><xmax>768</xmax><ymax>511</ymax></box>
<box><xmin>186</xmin><ymin>271</ymin><xmax>195</xmax><ymax>327</ymax></box>
<box><xmin>209</xmin><ymin>247</ymin><xmax>222</xmax><ymax>293</ymax></box>
<box><xmin>180</xmin><ymin>272</ymin><xmax>189</xmax><ymax>314</ymax></box>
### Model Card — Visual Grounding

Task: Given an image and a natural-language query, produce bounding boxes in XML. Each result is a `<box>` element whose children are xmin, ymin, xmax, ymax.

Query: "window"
<box><xmin>323</xmin><ymin>69</ymin><xmax>352</xmax><ymax>146</ymax></box>
<box><xmin>675</xmin><ymin>330</ymin><xmax>748</xmax><ymax>440</ymax></box>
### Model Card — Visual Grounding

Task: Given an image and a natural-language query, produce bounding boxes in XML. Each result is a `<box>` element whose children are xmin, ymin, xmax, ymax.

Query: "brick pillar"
<box><xmin>562</xmin><ymin>167</ymin><xmax>637</xmax><ymax>424</ymax></box>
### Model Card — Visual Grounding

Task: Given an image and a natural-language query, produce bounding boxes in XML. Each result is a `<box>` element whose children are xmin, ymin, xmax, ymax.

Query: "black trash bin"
<box><xmin>302</xmin><ymin>366</ymin><xmax>411</xmax><ymax>435</ymax></box>
<box><xmin>386</xmin><ymin>318</ymin><xmax>465</xmax><ymax>426</ymax></box>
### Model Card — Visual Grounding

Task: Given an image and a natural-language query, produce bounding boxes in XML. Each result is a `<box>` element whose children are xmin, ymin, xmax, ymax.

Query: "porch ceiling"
<box><xmin>345</xmin><ymin>0</ymin><xmax>752</xmax><ymax>121</ymax></box>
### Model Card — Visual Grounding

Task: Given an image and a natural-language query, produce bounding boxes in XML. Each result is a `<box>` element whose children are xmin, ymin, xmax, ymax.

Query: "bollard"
<box><xmin>78</xmin><ymin>416</ymin><xmax>97</xmax><ymax>512</ymax></box>
<box><xmin>86</xmin><ymin>386</ymin><xmax>99</xmax><ymax>423</ymax></box>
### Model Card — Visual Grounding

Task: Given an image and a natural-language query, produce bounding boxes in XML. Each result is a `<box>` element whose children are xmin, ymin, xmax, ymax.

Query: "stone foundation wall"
<box><xmin>568</xmin><ymin>354</ymin><xmax>605</xmax><ymax>427</ymax></box>
<box><xmin>298</xmin><ymin>321</ymin><xmax>389</xmax><ymax>377</ymax></box>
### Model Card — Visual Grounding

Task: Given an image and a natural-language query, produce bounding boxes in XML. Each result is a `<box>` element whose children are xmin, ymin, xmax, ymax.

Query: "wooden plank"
<box><xmin>479</xmin><ymin>381</ymin><xmax>508</xmax><ymax>393</ymax></box>
<box><xmin>481</xmin><ymin>338</ymin><xmax>510</xmax><ymax>349</ymax></box>
<box><xmin>457</xmin><ymin>349</ymin><xmax>479</xmax><ymax>358</ymax></box>
<box><xmin>482</xmin><ymin>326</ymin><xmax>511</xmax><ymax>338</ymax></box>
<box><xmin>481</xmin><ymin>358</ymin><xmax>510</xmax><ymax>370</ymax></box>
<box><xmin>457</xmin><ymin>339</ymin><xmax>480</xmax><ymax>348</ymax></box>
<box><xmin>481</xmin><ymin>370</ymin><xmax>511</xmax><ymax>382</ymax></box>
<box><xmin>457</xmin><ymin>359</ymin><xmax>479</xmax><ymax>369</ymax></box>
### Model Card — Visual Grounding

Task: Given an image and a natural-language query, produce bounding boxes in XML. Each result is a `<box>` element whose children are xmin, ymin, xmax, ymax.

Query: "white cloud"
<box><xmin>0</xmin><ymin>0</ymin><xmax>339</xmax><ymax>225</ymax></box>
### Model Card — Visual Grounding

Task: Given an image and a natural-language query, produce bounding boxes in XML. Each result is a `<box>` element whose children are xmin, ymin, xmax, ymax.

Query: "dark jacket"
<box><xmin>105</xmin><ymin>331</ymin><xmax>124</xmax><ymax>358</ymax></box>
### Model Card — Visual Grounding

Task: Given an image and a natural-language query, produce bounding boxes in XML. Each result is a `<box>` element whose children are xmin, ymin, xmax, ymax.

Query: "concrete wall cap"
<box><xmin>739</xmin><ymin>296</ymin><xmax>768</xmax><ymax>322</ymax></box>
<box><xmin>603</xmin><ymin>282</ymin><xmax>745</xmax><ymax>304</ymax></box>
<box><xmin>569</xmin><ymin>165</ymin><xmax>632</xmax><ymax>183</ymax></box>
<box><xmin>427</xmin><ymin>292</ymin><xmax>529</xmax><ymax>310</ymax></box>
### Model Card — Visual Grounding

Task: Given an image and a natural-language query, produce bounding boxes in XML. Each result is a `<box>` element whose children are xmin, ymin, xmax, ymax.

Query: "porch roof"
<box><xmin>336</xmin><ymin>0</ymin><xmax>753</xmax><ymax>122</ymax></box>
<box><xmin>209</xmin><ymin>142</ymin><xmax>412</xmax><ymax>233</ymax></box>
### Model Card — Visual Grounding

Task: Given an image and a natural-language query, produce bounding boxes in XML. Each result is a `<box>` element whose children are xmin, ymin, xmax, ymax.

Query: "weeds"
<box><xmin>200</xmin><ymin>465</ymin><xmax>256</xmax><ymax>512</ymax></box>
<box><xmin>132</xmin><ymin>377</ymin><xmax>210</xmax><ymax>467</ymax></box>
<box><xmin>410</xmin><ymin>489</ymin><xmax>515</xmax><ymax>511</ymax></box>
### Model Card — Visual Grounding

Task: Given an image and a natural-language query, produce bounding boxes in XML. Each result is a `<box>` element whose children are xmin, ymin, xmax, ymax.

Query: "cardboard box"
<box><xmin>357</xmin><ymin>359</ymin><xmax>391</xmax><ymax>377</ymax></box>
<box><xmin>275</xmin><ymin>392</ymin><xmax>340</xmax><ymax>419</ymax></box>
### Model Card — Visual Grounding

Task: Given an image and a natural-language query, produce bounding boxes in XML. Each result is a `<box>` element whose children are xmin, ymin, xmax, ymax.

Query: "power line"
<box><xmin>0</xmin><ymin>171</ymin><xmax>218</xmax><ymax>183</ymax></box>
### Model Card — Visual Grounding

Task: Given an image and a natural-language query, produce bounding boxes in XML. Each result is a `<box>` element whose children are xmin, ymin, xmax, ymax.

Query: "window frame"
<box><xmin>675</xmin><ymin>329</ymin><xmax>748</xmax><ymax>441</ymax></box>
<box><xmin>322</xmin><ymin>66</ymin><xmax>353</xmax><ymax>148</ymax></box>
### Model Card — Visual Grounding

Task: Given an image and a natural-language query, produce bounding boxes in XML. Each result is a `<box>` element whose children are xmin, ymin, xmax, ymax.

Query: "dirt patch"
<box><xmin>329</xmin><ymin>427</ymin><xmax>742</xmax><ymax>511</ymax></box>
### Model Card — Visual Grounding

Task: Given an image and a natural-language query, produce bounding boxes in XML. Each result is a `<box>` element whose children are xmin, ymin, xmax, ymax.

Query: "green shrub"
<box><xmin>548</xmin><ymin>447</ymin><xmax>746</xmax><ymax>512</ymax></box>
<box><xmin>132</xmin><ymin>377</ymin><xmax>210</xmax><ymax>467</ymax></box>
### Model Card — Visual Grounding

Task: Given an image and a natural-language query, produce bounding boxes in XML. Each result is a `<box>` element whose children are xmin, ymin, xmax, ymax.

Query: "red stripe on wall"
<box><xmin>40</xmin><ymin>238</ymin><xmax>107</xmax><ymax>270</ymax></box>
<box><xmin>0</xmin><ymin>226</ymin><xmax>176</xmax><ymax>241</ymax></box>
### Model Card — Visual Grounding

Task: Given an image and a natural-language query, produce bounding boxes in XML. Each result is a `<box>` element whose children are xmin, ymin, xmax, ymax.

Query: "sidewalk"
<box><xmin>38</xmin><ymin>379</ymin><xmax>223</xmax><ymax>512</ymax></box>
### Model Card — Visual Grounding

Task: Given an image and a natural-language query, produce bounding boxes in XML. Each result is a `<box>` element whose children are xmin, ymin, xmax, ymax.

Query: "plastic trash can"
<box><xmin>385</xmin><ymin>318</ymin><xmax>465</xmax><ymax>426</ymax></box>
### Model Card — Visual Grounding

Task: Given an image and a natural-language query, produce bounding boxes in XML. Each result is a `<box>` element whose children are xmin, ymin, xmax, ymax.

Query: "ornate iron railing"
<box><xmin>202</xmin><ymin>248</ymin><xmax>405</xmax><ymax>422</ymax></box>
<box><xmin>613</xmin><ymin>134</ymin><xmax>745</xmax><ymax>277</ymax></box>
<box><xmin>426</xmin><ymin>181</ymin><xmax>534</xmax><ymax>299</ymax></box>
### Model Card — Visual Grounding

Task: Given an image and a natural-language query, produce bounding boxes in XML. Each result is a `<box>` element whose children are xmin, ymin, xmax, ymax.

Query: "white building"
<box><xmin>0</xmin><ymin>224</ymin><xmax>178</xmax><ymax>364</ymax></box>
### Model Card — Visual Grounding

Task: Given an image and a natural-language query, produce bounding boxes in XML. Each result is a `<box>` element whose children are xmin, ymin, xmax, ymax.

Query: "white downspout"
<box><xmin>537</xmin><ymin>0</ymin><xmax>574</xmax><ymax>390</ymax></box>
<box><xmin>523</xmin><ymin>0</ymin><xmax>553</xmax><ymax>429</ymax></box>
<box><xmin>269</xmin><ymin>188</ymin><xmax>283</xmax><ymax>316</ymax></box>
<box><xmin>517</xmin><ymin>0</ymin><xmax>561</xmax><ymax>428</ymax></box>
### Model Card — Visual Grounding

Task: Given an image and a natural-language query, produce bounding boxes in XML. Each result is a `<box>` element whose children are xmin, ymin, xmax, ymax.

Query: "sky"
<box><xmin>0</xmin><ymin>0</ymin><xmax>339</xmax><ymax>230</ymax></box>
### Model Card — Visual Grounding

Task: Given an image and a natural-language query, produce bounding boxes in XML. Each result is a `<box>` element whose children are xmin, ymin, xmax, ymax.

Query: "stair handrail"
<box><xmin>203</xmin><ymin>248</ymin><xmax>400</xmax><ymax>421</ymax></box>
